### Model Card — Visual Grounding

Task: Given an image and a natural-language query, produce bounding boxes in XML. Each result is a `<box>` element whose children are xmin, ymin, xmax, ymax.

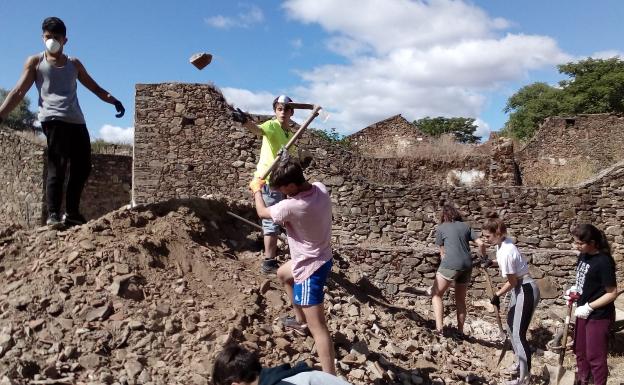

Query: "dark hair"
<box><xmin>212</xmin><ymin>344</ymin><xmax>262</xmax><ymax>385</ymax></box>
<box><xmin>42</xmin><ymin>17</ymin><xmax>67</xmax><ymax>37</ymax></box>
<box><xmin>269</xmin><ymin>153</ymin><xmax>305</xmax><ymax>188</ymax></box>
<box><xmin>439</xmin><ymin>202</ymin><xmax>463</xmax><ymax>223</ymax></box>
<box><xmin>571</xmin><ymin>223</ymin><xmax>612</xmax><ymax>256</ymax></box>
<box><xmin>482</xmin><ymin>211</ymin><xmax>506</xmax><ymax>235</ymax></box>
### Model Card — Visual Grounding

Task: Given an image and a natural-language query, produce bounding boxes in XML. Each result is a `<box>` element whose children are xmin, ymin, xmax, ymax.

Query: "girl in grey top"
<box><xmin>431</xmin><ymin>202</ymin><xmax>485</xmax><ymax>337</ymax></box>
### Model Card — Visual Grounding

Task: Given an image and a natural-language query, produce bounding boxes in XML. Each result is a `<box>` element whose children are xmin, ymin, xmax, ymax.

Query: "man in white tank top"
<box><xmin>0</xmin><ymin>17</ymin><xmax>125</xmax><ymax>228</ymax></box>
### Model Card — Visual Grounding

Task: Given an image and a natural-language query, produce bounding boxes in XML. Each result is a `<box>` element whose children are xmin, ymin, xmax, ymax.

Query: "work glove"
<box><xmin>490</xmin><ymin>294</ymin><xmax>500</xmax><ymax>308</ymax></box>
<box><xmin>299</xmin><ymin>149</ymin><xmax>313</xmax><ymax>170</ymax></box>
<box><xmin>114</xmin><ymin>100</ymin><xmax>125</xmax><ymax>118</ymax></box>
<box><xmin>563</xmin><ymin>285</ymin><xmax>580</xmax><ymax>304</ymax></box>
<box><xmin>232</xmin><ymin>108</ymin><xmax>249</xmax><ymax>124</ymax></box>
<box><xmin>574</xmin><ymin>303</ymin><xmax>594</xmax><ymax>319</ymax></box>
<box><xmin>249</xmin><ymin>178</ymin><xmax>265</xmax><ymax>194</ymax></box>
<box><xmin>479</xmin><ymin>257</ymin><xmax>493</xmax><ymax>268</ymax></box>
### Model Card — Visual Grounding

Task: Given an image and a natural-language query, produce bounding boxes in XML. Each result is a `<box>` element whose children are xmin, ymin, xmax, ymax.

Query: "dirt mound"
<box><xmin>1</xmin><ymin>198</ymin><xmax>621</xmax><ymax>385</ymax></box>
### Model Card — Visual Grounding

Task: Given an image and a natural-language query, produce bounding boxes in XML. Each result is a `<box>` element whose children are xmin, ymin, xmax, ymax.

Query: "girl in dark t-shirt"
<box><xmin>569</xmin><ymin>224</ymin><xmax>618</xmax><ymax>385</ymax></box>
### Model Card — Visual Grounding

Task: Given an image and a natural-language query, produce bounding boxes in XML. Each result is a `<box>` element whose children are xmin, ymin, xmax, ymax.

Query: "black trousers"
<box><xmin>42</xmin><ymin>120</ymin><xmax>92</xmax><ymax>215</ymax></box>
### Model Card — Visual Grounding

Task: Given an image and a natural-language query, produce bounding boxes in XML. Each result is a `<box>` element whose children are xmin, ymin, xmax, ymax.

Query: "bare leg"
<box><xmin>302</xmin><ymin>303</ymin><xmax>336</xmax><ymax>374</ymax></box>
<box><xmin>277</xmin><ymin>260</ymin><xmax>305</xmax><ymax>323</ymax></box>
<box><xmin>264</xmin><ymin>234</ymin><xmax>278</xmax><ymax>260</ymax></box>
<box><xmin>431</xmin><ymin>273</ymin><xmax>453</xmax><ymax>332</ymax></box>
<box><xmin>454</xmin><ymin>283</ymin><xmax>468</xmax><ymax>334</ymax></box>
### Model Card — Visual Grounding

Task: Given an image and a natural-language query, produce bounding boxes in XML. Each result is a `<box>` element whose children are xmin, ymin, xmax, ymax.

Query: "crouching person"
<box><xmin>212</xmin><ymin>343</ymin><xmax>351</xmax><ymax>385</ymax></box>
<box><xmin>250</xmin><ymin>153</ymin><xmax>335</xmax><ymax>374</ymax></box>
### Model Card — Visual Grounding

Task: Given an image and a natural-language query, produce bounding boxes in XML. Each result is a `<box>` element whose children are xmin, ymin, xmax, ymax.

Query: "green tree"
<box><xmin>559</xmin><ymin>57</ymin><xmax>624</xmax><ymax>113</ymax></box>
<box><xmin>413</xmin><ymin>116</ymin><xmax>480</xmax><ymax>143</ymax></box>
<box><xmin>0</xmin><ymin>88</ymin><xmax>38</xmax><ymax>131</ymax></box>
<box><xmin>501</xmin><ymin>82</ymin><xmax>570</xmax><ymax>140</ymax></box>
<box><xmin>502</xmin><ymin>57</ymin><xmax>624</xmax><ymax>141</ymax></box>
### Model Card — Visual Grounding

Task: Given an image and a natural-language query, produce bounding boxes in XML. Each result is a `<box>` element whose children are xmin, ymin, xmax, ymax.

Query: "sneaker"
<box><xmin>62</xmin><ymin>212</ymin><xmax>86</xmax><ymax>227</ymax></box>
<box><xmin>46</xmin><ymin>213</ymin><xmax>63</xmax><ymax>228</ymax></box>
<box><xmin>501</xmin><ymin>362</ymin><xmax>519</xmax><ymax>375</ymax></box>
<box><xmin>280</xmin><ymin>315</ymin><xmax>308</xmax><ymax>336</ymax></box>
<box><xmin>503</xmin><ymin>377</ymin><xmax>528</xmax><ymax>385</ymax></box>
<box><xmin>261</xmin><ymin>259</ymin><xmax>279</xmax><ymax>274</ymax></box>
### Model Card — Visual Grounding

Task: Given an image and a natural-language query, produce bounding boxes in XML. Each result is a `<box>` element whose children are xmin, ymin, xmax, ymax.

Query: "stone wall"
<box><xmin>517</xmin><ymin>113</ymin><xmax>624</xmax><ymax>185</ymax></box>
<box><xmin>133</xmin><ymin>83</ymin><xmax>518</xmax><ymax>204</ymax></box>
<box><xmin>80</xmin><ymin>154</ymin><xmax>133</xmax><ymax>220</ymax></box>
<box><xmin>0</xmin><ymin>127</ymin><xmax>132</xmax><ymax>228</ymax></box>
<box><xmin>347</xmin><ymin>114</ymin><xmax>428</xmax><ymax>157</ymax></box>
<box><xmin>0</xmin><ymin>128</ymin><xmax>46</xmax><ymax>228</ymax></box>
<box><xmin>133</xmin><ymin>83</ymin><xmax>624</xmax><ymax>300</ymax></box>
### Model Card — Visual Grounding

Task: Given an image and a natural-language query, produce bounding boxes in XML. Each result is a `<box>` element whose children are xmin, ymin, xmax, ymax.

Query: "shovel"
<box><xmin>544</xmin><ymin>292</ymin><xmax>579</xmax><ymax>385</ymax></box>
<box><xmin>479</xmin><ymin>263</ymin><xmax>511</xmax><ymax>370</ymax></box>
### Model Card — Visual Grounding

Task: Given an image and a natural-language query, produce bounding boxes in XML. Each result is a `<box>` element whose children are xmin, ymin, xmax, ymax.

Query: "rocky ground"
<box><xmin>1</xmin><ymin>198</ymin><xmax>623</xmax><ymax>385</ymax></box>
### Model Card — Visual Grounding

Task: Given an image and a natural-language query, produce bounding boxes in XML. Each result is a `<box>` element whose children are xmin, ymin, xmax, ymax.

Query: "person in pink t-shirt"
<box><xmin>250</xmin><ymin>153</ymin><xmax>335</xmax><ymax>374</ymax></box>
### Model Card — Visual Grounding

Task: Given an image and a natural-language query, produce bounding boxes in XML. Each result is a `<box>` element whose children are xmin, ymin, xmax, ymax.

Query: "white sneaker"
<box><xmin>501</xmin><ymin>362</ymin><xmax>519</xmax><ymax>375</ymax></box>
<box><xmin>503</xmin><ymin>377</ymin><xmax>528</xmax><ymax>385</ymax></box>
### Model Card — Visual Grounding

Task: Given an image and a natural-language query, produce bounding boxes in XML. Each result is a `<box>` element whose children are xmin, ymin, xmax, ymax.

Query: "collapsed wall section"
<box><xmin>517</xmin><ymin>113</ymin><xmax>624</xmax><ymax>185</ymax></box>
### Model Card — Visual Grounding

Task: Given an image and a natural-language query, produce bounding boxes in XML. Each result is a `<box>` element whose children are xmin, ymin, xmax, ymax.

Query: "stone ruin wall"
<box><xmin>0</xmin><ymin>129</ymin><xmax>46</xmax><ymax>229</ymax></box>
<box><xmin>0</xmin><ymin>127</ymin><xmax>132</xmax><ymax>228</ymax></box>
<box><xmin>133</xmin><ymin>83</ymin><xmax>624</xmax><ymax>301</ymax></box>
<box><xmin>517</xmin><ymin>113</ymin><xmax>624</xmax><ymax>185</ymax></box>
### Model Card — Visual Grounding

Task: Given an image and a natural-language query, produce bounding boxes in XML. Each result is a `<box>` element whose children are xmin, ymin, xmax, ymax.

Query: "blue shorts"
<box><xmin>293</xmin><ymin>259</ymin><xmax>332</xmax><ymax>306</ymax></box>
<box><xmin>261</xmin><ymin>184</ymin><xmax>284</xmax><ymax>235</ymax></box>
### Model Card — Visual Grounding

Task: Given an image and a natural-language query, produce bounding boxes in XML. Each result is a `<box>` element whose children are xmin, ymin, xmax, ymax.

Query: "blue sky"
<box><xmin>1</xmin><ymin>0</ymin><xmax>622</xmax><ymax>143</ymax></box>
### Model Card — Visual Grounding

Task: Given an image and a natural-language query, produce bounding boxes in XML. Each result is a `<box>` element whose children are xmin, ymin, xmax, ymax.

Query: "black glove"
<box><xmin>114</xmin><ymin>100</ymin><xmax>125</xmax><ymax>118</ymax></box>
<box><xmin>481</xmin><ymin>258</ymin><xmax>493</xmax><ymax>268</ymax></box>
<box><xmin>232</xmin><ymin>108</ymin><xmax>249</xmax><ymax>124</ymax></box>
<box><xmin>301</xmin><ymin>156</ymin><xmax>312</xmax><ymax>170</ymax></box>
<box><xmin>490</xmin><ymin>294</ymin><xmax>500</xmax><ymax>307</ymax></box>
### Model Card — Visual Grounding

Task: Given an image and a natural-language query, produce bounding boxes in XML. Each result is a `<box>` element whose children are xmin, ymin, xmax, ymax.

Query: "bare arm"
<box><xmin>496</xmin><ymin>274</ymin><xmax>518</xmax><ymax>297</ymax></box>
<box><xmin>253</xmin><ymin>191</ymin><xmax>272</xmax><ymax>219</ymax></box>
<box><xmin>0</xmin><ymin>56</ymin><xmax>38</xmax><ymax>120</ymax></box>
<box><xmin>439</xmin><ymin>245</ymin><xmax>445</xmax><ymax>259</ymax></box>
<box><xmin>73</xmin><ymin>58</ymin><xmax>119</xmax><ymax>105</ymax></box>
<box><xmin>243</xmin><ymin>120</ymin><xmax>263</xmax><ymax>137</ymax></box>
<box><xmin>589</xmin><ymin>286</ymin><xmax>618</xmax><ymax>309</ymax></box>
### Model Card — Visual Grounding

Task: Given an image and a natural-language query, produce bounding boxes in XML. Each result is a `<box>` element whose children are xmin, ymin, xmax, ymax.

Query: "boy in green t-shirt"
<box><xmin>238</xmin><ymin>95</ymin><xmax>295</xmax><ymax>274</ymax></box>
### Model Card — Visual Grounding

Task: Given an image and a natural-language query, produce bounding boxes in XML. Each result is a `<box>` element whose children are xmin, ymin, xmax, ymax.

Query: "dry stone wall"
<box><xmin>0</xmin><ymin>127</ymin><xmax>132</xmax><ymax>228</ymax></box>
<box><xmin>517</xmin><ymin>113</ymin><xmax>624</xmax><ymax>185</ymax></box>
<box><xmin>133</xmin><ymin>83</ymin><xmax>624</xmax><ymax>300</ymax></box>
<box><xmin>0</xmin><ymin>128</ymin><xmax>46</xmax><ymax>228</ymax></box>
<box><xmin>80</xmin><ymin>154</ymin><xmax>132</xmax><ymax>220</ymax></box>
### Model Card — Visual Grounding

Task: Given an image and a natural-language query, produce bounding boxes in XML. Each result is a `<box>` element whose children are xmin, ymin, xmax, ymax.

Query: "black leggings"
<box><xmin>42</xmin><ymin>121</ymin><xmax>91</xmax><ymax>215</ymax></box>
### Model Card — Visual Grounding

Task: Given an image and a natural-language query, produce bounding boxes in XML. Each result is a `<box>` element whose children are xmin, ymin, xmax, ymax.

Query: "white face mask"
<box><xmin>45</xmin><ymin>38</ymin><xmax>61</xmax><ymax>54</ymax></box>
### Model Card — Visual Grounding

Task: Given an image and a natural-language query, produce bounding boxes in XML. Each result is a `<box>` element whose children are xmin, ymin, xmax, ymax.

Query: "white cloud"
<box><xmin>474</xmin><ymin>118</ymin><xmax>491</xmax><ymax>141</ymax></box>
<box><xmin>588</xmin><ymin>50</ymin><xmax>623</xmax><ymax>60</ymax></box>
<box><xmin>99</xmin><ymin>124</ymin><xmax>134</xmax><ymax>144</ymax></box>
<box><xmin>278</xmin><ymin>0</ymin><xmax>573</xmax><ymax>135</ymax></box>
<box><xmin>205</xmin><ymin>5</ymin><xmax>264</xmax><ymax>29</ymax></box>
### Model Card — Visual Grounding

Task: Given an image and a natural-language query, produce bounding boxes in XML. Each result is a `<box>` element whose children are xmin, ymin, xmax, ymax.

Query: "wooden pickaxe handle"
<box><xmin>260</xmin><ymin>105</ymin><xmax>322</xmax><ymax>180</ymax></box>
<box><xmin>287</xmin><ymin>102</ymin><xmax>315</xmax><ymax>110</ymax></box>
<box><xmin>480</xmin><ymin>265</ymin><xmax>506</xmax><ymax>337</ymax></box>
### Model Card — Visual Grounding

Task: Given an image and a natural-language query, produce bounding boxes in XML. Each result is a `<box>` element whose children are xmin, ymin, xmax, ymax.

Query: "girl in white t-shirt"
<box><xmin>482</xmin><ymin>212</ymin><xmax>540</xmax><ymax>385</ymax></box>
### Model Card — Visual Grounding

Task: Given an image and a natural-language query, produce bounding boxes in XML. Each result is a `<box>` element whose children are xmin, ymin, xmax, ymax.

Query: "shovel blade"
<box><xmin>543</xmin><ymin>364</ymin><xmax>575</xmax><ymax>385</ymax></box>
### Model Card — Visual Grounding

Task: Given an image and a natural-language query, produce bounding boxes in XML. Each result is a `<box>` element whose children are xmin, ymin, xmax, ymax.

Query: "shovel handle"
<box><xmin>558</xmin><ymin>302</ymin><xmax>574</xmax><ymax>366</ymax></box>
<box><xmin>480</xmin><ymin>266</ymin><xmax>505</xmax><ymax>336</ymax></box>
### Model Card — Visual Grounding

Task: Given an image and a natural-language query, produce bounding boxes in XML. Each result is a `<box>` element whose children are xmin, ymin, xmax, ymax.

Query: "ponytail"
<box><xmin>571</xmin><ymin>224</ymin><xmax>612</xmax><ymax>256</ymax></box>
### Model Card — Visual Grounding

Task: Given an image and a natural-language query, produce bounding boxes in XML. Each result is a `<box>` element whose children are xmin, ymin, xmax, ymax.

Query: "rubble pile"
<box><xmin>0</xmin><ymin>199</ymin><xmax>615</xmax><ymax>385</ymax></box>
